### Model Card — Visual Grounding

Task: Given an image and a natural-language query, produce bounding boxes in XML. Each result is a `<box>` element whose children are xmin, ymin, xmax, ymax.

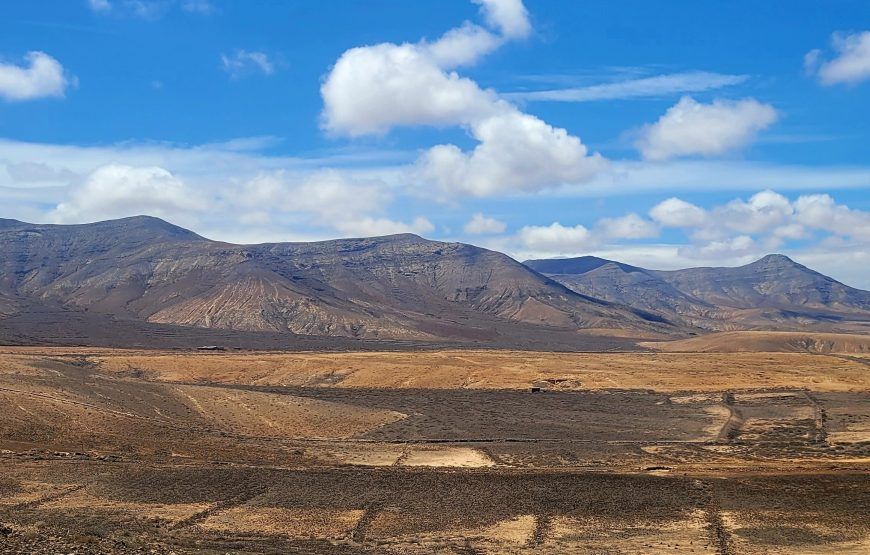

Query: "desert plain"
<box><xmin>1</xmin><ymin>337</ymin><xmax>868</xmax><ymax>554</ymax></box>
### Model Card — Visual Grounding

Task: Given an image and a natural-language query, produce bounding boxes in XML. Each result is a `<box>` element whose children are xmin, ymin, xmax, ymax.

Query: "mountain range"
<box><xmin>0</xmin><ymin>216</ymin><xmax>667</xmax><ymax>348</ymax></box>
<box><xmin>0</xmin><ymin>216</ymin><xmax>867</xmax><ymax>347</ymax></box>
<box><xmin>524</xmin><ymin>255</ymin><xmax>870</xmax><ymax>332</ymax></box>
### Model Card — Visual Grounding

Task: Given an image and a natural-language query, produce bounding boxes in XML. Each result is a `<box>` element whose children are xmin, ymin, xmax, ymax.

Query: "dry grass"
<box><xmin>39</xmin><ymin>490</ymin><xmax>211</xmax><ymax>524</ymax></box>
<box><xmin>199</xmin><ymin>507</ymin><xmax>363</xmax><ymax>538</ymax></box>
<box><xmin>172</xmin><ymin>384</ymin><xmax>406</xmax><ymax>439</ymax></box>
<box><xmin>57</xmin><ymin>349</ymin><xmax>870</xmax><ymax>393</ymax></box>
<box><xmin>642</xmin><ymin>331</ymin><xmax>870</xmax><ymax>354</ymax></box>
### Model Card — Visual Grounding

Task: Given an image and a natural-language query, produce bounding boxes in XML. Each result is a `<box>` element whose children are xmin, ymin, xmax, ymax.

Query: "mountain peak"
<box><xmin>0</xmin><ymin>218</ymin><xmax>25</xmax><ymax>229</ymax></box>
<box><xmin>524</xmin><ymin>256</ymin><xmax>643</xmax><ymax>275</ymax></box>
<box><xmin>88</xmin><ymin>215</ymin><xmax>206</xmax><ymax>241</ymax></box>
<box><xmin>755</xmin><ymin>253</ymin><xmax>797</xmax><ymax>266</ymax></box>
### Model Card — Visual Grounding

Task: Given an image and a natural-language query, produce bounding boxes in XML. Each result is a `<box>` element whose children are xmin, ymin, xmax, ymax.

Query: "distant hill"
<box><xmin>641</xmin><ymin>331</ymin><xmax>870</xmax><ymax>354</ymax></box>
<box><xmin>525</xmin><ymin>255</ymin><xmax>870</xmax><ymax>332</ymax></box>
<box><xmin>0</xmin><ymin>216</ymin><xmax>668</xmax><ymax>346</ymax></box>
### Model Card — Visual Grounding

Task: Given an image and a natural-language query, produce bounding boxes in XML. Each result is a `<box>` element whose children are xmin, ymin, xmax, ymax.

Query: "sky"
<box><xmin>1</xmin><ymin>1</ymin><xmax>869</xmax><ymax>288</ymax></box>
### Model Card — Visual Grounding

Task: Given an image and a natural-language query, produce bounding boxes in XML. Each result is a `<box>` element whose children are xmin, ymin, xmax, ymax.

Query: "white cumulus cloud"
<box><xmin>794</xmin><ymin>193</ymin><xmax>870</xmax><ymax>240</ymax></box>
<box><xmin>418</xmin><ymin>110</ymin><xmax>606</xmax><ymax>196</ymax></box>
<box><xmin>596</xmin><ymin>213</ymin><xmax>658</xmax><ymax>239</ymax></box>
<box><xmin>0</xmin><ymin>51</ymin><xmax>73</xmax><ymax>102</ymax></box>
<box><xmin>517</xmin><ymin>222</ymin><xmax>596</xmax><ymax>252</ymax></box>
<box><xmin>335</xmin><ymin>216</ymin><xmax>434</xmax><ymax>237</ymax></box>
<box><xmin>636</xmin><ymin>96</ymin><xmax>778</xmax><ymax>161</ymax></box>
<box><xmin>649</xmin><ymin>197</ymin><xmax>707</xmax><ymax>227</ymax></box>
<box><xmin>321</xmin><ymin>0</ymin><xmax>604</xmax><ymax>197</ymax></box>
<box><xmin>806</xmin><ymin>31</ymin><xmax>870</xmax><ymax>85</ymax></box>
<box><xmin>50</xmin><ymin>164</ymin><xmax>203</xmax><ymax>224</ymax></box>
<box><xmin>473</xmin><ymin>0</ymin><xmax>531</xmax><ymax>39</ymax></box>
<box><xmin>464</xmin><ymin>212</ymin><xmax>507</xmax><ymax>234</ymax></box>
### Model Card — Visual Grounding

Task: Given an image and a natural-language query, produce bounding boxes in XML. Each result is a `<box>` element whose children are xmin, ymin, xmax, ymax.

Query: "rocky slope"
<box><xmin>0</xmin><ymin>217</ymin><xmax>668</xmax><ymax>342</ymax></box>
<box><xmin>525</xmin><ymin>255</ymin><xmax>870</xmax><ymax>332</ymax></box>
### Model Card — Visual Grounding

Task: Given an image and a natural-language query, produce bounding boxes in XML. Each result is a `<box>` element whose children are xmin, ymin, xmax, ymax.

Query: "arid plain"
<box><xmin>1</xmin><ymin>335</ymin><xmax>868</xmax><ymax>554</ymax></box>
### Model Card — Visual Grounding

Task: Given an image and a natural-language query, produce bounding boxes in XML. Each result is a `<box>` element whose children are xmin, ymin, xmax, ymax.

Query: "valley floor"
<box><xmin>0</xmin><ymin>348</ymin><xmax>868</xmax><ymax>553</ymax></box>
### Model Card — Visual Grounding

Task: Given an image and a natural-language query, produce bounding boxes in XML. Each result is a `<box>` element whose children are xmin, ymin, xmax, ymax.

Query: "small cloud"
<box><xmin>181</xmin><ymin>0</ymin><xmax>214</xmax><ymax>14</ymax></box>
<box><xmin>505</xmin><ymin>71</ymin><xmax>748</xmax><ymax>103</ymax></box>
<box><xmin>87</xmin><ymin>0</ymin><xmax>112</xmax><ymax>12</ymax></box>
<box><xmin>123</xmin><ymin>0</ymin><xmax>167</xmax><ymax>20</ymax></box>
<box><xmin>87</xmin><ymin>0</ymin><xmax>212</xmax><ymax>19</ymax></box>
<box><xmin>0</xmin><ymin>51</ymin><xmax>75</xmax><ymax>102</ymax></box>
<box><xmin>464</xmin><ymin>212</ymin><xmax>507</xmax><ymax>234</ymax></box>
<box><xmin>335</xmin><ymin>216</ymin><xmax>434</xmax><ymax>237</ymax></box>
<box><xmin>150</xmin><ymin>80</ymin><xmax>163</xmax><ymax>90</ymax></box>
<box><xmin>596</xmin><ymin>213</ymin><xmax>658</xmax><ymax>239</ymax></box>
<box><xmin>806</xmin><ymin>31</ymin><xmax>870</xmax><ymax>85</ymax></box>
<box><xmin>220</xmin><ymin>50</ymin><xmax>275</xmax><ymax>79</ymax></box>
<box><xmin>473</xmin><ymin>0</ymin><xmax>531</xmax><ymax>39</ymax></box>
<box><xmin>649</xmin><ymin>198</ymin><xmax>707</xmax><ymax>228</ymax></box>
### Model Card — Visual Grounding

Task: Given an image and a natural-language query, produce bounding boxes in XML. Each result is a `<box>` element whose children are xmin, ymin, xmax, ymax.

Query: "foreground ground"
<box><xmin>1</xmin><ymin>347</ymin><xmax>868</xmax><ymax>553</ymax></box>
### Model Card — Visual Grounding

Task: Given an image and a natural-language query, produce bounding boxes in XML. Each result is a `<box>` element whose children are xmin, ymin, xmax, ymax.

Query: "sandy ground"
<box><xmin>0</xmin><ymin>348</ymin><xmax>868</xmax><ymax>553</ymax></box>
<box><xmin>0</xmin><ymin>347</ymin><xmax>864</xmax><ymax>393</ymax></box>
<box><xmin>641</xmin><ymin>330</ymin><xmax>870</xmax><ymax>354</ymax></box>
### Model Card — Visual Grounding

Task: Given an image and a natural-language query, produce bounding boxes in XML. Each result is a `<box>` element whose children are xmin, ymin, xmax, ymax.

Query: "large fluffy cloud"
<box><xmin>50</xmin><ymin>164</ymin><xmax>203</xmax><ymax>224</ymax></box>
<box><xmin>503</xmin><ymin>191</ymin><xmax>870</xmax><ymax>288</ymax></box>
<box><xmin>321</xmin><ymin>0</ymin><xmax>603</xmax><ymax>196</ymax></box>
<box><xmin>232</xmin><ymin>170</ymin><xmax>433</xmax><ymax>238</ymax></box>
<box><xmin>518</xmin><ymin>222</ymin><xmax>595</xmax><ymax>252</ymax></box>
<box><xmin>0</xmin><ymin>52</ymin><xmax>73</xmax><ymax>102</ymax></box>
<box><xmin>794</xmin><ymin>193</ymin><xmax>870</xmax><ymax>239</ymax></box>
<box><xmin>649</xmin><ymin>197</ymin><xmax>707</xmax><ymax>227</ymax></box>
<box><xmin>636</xmin><ymin>96</ymin><xmax>778</xmax><ymax>161</ymax></box>
<box><xmin>418</xmin><ymin>111</ymin><xmax>606</xmax><ymax>196</ymax></box>
<box><xmin>511</xmin><ymin>213</ymin><xmax>657</xmax><ymax>257</ymax></box>
<box><xmin>651</xmin><ymin>190</ymin><xmax>870</xmax><ymax>257</ymax></box>
<box><xmin>321</xmin><ymin>43</ymin><xmax>502</xmax><ymax>136</ymax></box>
<box><xmin>806</xmin><ymin>31</ymin><xmax>870</xmax><ymax>85</ymax></box>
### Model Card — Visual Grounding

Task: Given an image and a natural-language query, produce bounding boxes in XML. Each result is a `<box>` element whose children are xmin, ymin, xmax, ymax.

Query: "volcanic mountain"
<box><xmin>524</xmin><ymin>255</ymin><xmax>870</xmax><ymax>332</ymax></box>
<box><xmin>0</xmin><ymin>216</ymin><xmax>669</xmax><ymax>346</ymax></box>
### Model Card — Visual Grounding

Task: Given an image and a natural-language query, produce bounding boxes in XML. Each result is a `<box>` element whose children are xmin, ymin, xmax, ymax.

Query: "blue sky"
<box><xmin>1</xmin><ymin>0</ymin><xmax>869</xmax><ymax>286</ymax></box>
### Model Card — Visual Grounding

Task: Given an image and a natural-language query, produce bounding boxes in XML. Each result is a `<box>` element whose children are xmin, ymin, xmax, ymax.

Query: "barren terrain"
<box><xmin>0</xmin><ymin>347</ymin><xmax>868</xmax><ymax>553</ymax></box>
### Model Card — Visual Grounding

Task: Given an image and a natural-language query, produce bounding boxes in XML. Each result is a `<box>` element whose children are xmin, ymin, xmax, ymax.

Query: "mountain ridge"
<box><xmin>525</xmin><ymin>254</ymin><xmax>870</xmax><ymax>332</ymax></box>
<box><xmin>0</xmin><ymin>217</ymin><xmax>671</xmax><ymax>344</ymax></box>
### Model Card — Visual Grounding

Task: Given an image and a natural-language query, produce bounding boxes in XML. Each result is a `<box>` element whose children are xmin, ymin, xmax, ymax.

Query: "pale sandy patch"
<box><xmin>173</xmin><ymin>384</ymin><xmax>405</xmax><ymax>439</ymax></box>
<box><xmin>547</xmin><ymin>511</ymin><xmax>715</xmax><ymax>553</ymax></box>
<box><xmin>0</xmin><ymin>356</ymin><xmax>49</xmax><ymax>376</ymax></box>
<box><xmin>0</xmin><ymin>481</ymin><xmax>74</xmax><ymax>506</ymax></box>
<box><xmin>828</xmin><ymin>429</ymin><xmax>870</xmax><ymax>443</ymax></box>
<box><xmin>400</xmin><ymin>446</ymin><xmax>494</xmax><ymax>468</ymax></box>
<box><xmin>307</xmin><ymin>443</ymin><xmax>405</xmax><ymax>466</ymax></box>
<box><xmin>722</xmin><ymin>510</ymin><xmax>870</xmax><ymax>554</ymax></box>
<box><xmin>703</xmin><ymin>405</ymin><xmax>732</xmax><ymax>438</ymax></box>
<box><xmin>199</xmin><ymin>507</ymin><xmax>363</xmax><ymax>538</ymax></box>
<box><xmin>423</xmin><ymin>514</ymin><xmax>536</xmax><ymax>549</ymax></box>
<box><xmin>39</xmin><ymin>491</ymin><xmax>210</xmax><ymax>523</ymax></box>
